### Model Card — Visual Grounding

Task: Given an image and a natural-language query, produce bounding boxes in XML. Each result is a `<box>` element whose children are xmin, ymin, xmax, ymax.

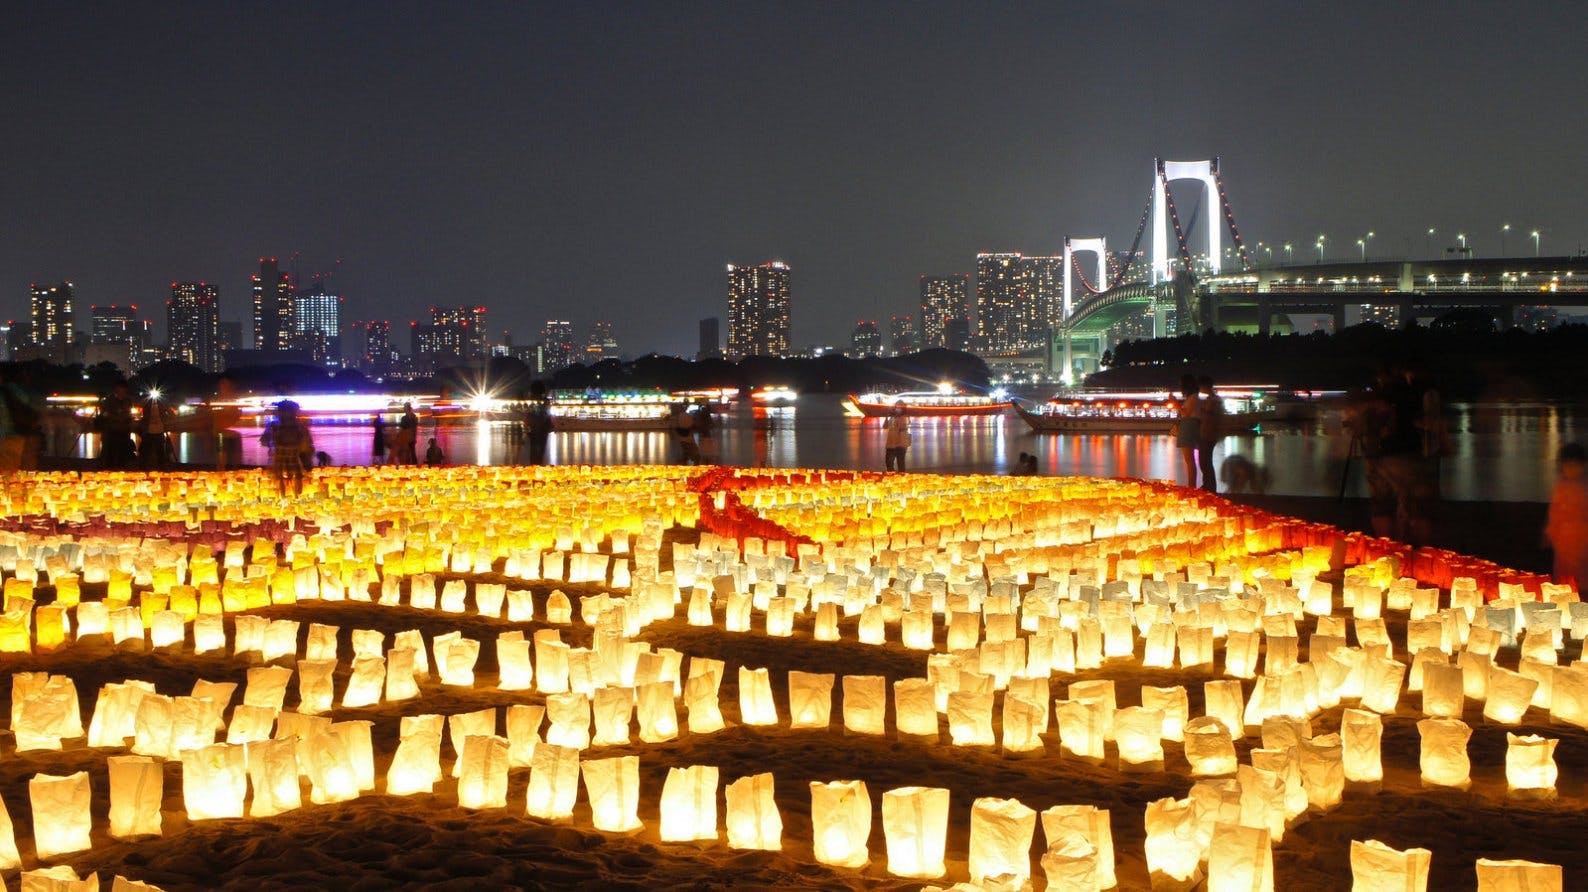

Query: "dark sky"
<box><xmin>5</xmin><ymin>2</ymin><xmax>1583</xmax><ymax>355</ymax></box>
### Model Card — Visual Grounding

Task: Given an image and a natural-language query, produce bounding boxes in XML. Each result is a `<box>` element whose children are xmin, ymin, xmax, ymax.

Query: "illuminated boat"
<box><xmin>845</xmin><ymin>387</ymin><xmax>1010</xmax><ymax>418</ymax></box>
<box><xmin>1015</xmin><ymin>388</ymin><xmax>1276</xmax><ymax>433</ymax></box>
<box><xmin>547</xmin><ymin>390</ymin><xmax>684</xmax><ymax>431</ymax></box>
<box><xmin>750</xmin><ymin>385</ymin><xmax>797</xmax><ymax>404</ymax></box>
<box><xmin>670</xmin><ymin>387</ymin><xmax>739</xmax><ymax>408</ymax></box>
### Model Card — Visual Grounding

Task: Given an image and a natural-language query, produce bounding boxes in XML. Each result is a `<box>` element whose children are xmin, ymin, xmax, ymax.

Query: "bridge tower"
<box><xmin>1151</xmin><ymin>158</ymin><xmax>1222</xmax><ymax>285</ymax></box>
<box><xmin>1059</xmin><ymin>237</ymin><xmax>1109</xmax><ymax>385</ymax></box>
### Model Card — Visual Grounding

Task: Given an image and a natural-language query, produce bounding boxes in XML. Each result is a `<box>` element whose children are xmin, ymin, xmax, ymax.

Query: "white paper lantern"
<box><xmin>535</xmin><ymin>633</ymin><xmax>571</xmax><ymax>694</ymax></box>
<box><xmin>245</xmin><ymin>737</ymin><xmax>301</xmax><ymax>816</ymax></box>
<box><xmin>29</xmin><ymin>771</ymin><xmax>91</xmax><ymax>859</ymax></box>
<box><xmin>1505</xmin><ymin>733</ymin><xmax>1558</xmax><ymax>796</ymax></box>
<box><xmin>1420</xmin><ymin>662</ymin><xmax>1464</xmax><ymax>718</ymax></box>
<box><xmin>1142</xmin><ymin>685</ymin><xmax>1189</xmax><ymax>742</ymax></box>
<box><xmin>635</xmin><ymin>681</ymin><xmax>678</xmax><ymax>743</ymax></box>
<box><xmin>843</xmin><ymin>675</ymin><xmax>886</xmax><ymax>735</ymax></box>
<box><xmin>1184</xmin><ymin>716</ymin><xmax>1238</xmax><ymax>777</ymax></box>
<box><xmin>1360</xmin><ymin>657</ymin><xmax>1407</xmax><ymax>715</ymax></box>
<box><xmin>1055</xmin><ymin>698</ymin><xmax>1107</xmax><ymax>761</ymax></box>
<box><xmin>545</xmin><ymin>693</ymin><xmax>590</xmax><ymax>750</ymax></box>
<box><xmin>525</xmin><ymin>742</ymin><xmax>580</xmax><ymax>820</ymax></box>
<box><xmin>660</xmin><ymin>764</ymin><xmax>719</xmax><ymax>842</ymax></box>
<box><xmin>107</xmin><ymin>755</ymin><xmax>162</xmax><ymax>838</ymax></box>
<box><xmin>295</xmin><ymin>659</ymin><xmax>336</xmax><ymax>715</ymax></box>
<box><xmin>1341</xmin><ymin>708</ymin><xmax>1384</xmax><ymax>785</ymax></box>
<box><xmin>1040</xmin><ymin>804</ymin><xmax>1116</xmax><ymax>890</ymax></box>
<box><xmin>811</xmin><ymin>780</ymin><xmax>871</xmax><ymax>868</ymax></box>
<box><xmin>685</xmin><ymin>671</ymin><xmax>725</xmax><ymax>734</ymax></box>
<box><xmin>1043</xmin><ymin>831</ymin><xmax>1101</xmax><ymax>892</ymax></box>
<box><xmin>902</xmin><ymin>609</ymin><xmax>935</xmax><ymax>650</ymax></box>
<box><xmin>1474</xmin><ymin>858</ymin><xmax>1563</xmax><ymax>891</ymax></box>
<box><xmin>1349</xmin><ymin>839</ymin><xmax>1431</xmax><ymax>892</ymax></box>
<box><xmin>0</xmin><ymin>791</ymin><xmax>19</xmax><ymax>869</ymax></box>
<box><xmin>1225</xmin><ymin>630</ymin><xmax>1261</xmax><ymax>679</ymax></box>
<box><xmin>1002</xmin><ymin>695</ymin><xmax>1047</xmax><ymax>753</ymax></box>
<box><xmin>738</xmin><ymin>667</ymin><xmax>778</xmax><ymax>726</ymax></box>
<box><xmin>592</xmin><ymin>686</ymin><xmax>634</xmax><ymax>746</ymax></box>
<box><xmin>947</xmin><ymin>690</ymin><xmax>995</xmax><ymax>746</ymax></box>
<box><xmin>1483</xmin><ymin>667</ymin><xmax>1539</xmax><ymax>725</ymax></box>
<box><xmin>243</xmin><ymin>665</ymin><xmax>293</xmax><ymax>711</ymax></box>
<box><xmin>497</xmin><ymin>636</ymin><xmax>534</xmax><ymax>691</ymax></box>
<box><xmin>181</xmin><ymin>743</ymin><xmax>247</xmax><ymax>820</ymax></box>
<box><xmin>968</xmin><ymin>796</ymin><xmax>1036</xmax><ymax>887</ymax></box>
<box><xmin>1417</xmin><ymin>718</ymin><xmax>1471</xmax><ymax>789</ymax></box>
<box><xmin>20</xmin><ymin>865</ymin><xmax>99</xmax><ymax>892</ymax></box>
<box><xmin>882</xmin><ymin>786</ymin><xmax>949</xmax><ymax>879</ymax></box>
<box><xmin>1144</xmin><ymin>796</ymin><xmax>1202</xmax><ymax>889</ymax></box>
<box><xmin>385</xmin><ymin>647</ymin><xmax>420</xmax><ymax>701</ymax></box>
<box><xmin>788</xmin><ymin>671</ymin><xmax>834</xmax><ymax>729</ymax></box>
<box><xmin>1207</xmin><ymin>822</ymin><xmax>1273</xmax><ymax>892</ymax></box>
<box><xmin>1550</xmin><ymin>664</ymin><xmax>1588</xmax><ymax>730</ymax></box>
<box><xmin>305</xmin><ymin>729</ymin><xmax>358</xmax><ymax>804</ymax></box>
<box><xmin>582</xmin><ymin>755</ymin><xmax>642</xmax><ymax>832</ymax></box>
<box><xmin>725</xmin><ymin>772</ymin><xmax>781</xmax><ymax>851</ymax></box>
<box><xmin>1204</xmin><ymin>679</ymin><xmax>1246</xmax><ymax>739</ymax></box>
<box><xmin>506</xmin><ymin>704</ymin><xmax>545</xmax><ymax>767</ymax></box>
<box><xmin>1298</xmin><ymin>734</ymin><xmax>1344</xmax><ymax>812</ymax></box>
<box><xmin>457</xmin><ymin>735</ymin><xmax>510</xmax><ymax>809</ymax></box>
<box><xmin>1115</xmin><ymin>706</ymin><xmax>1165</xmax><ymax>769</ymax></box>
<box><xmin>894</xmin><ymin>679</ymin><xmax>939</xmax><ymax>739</ymax></box>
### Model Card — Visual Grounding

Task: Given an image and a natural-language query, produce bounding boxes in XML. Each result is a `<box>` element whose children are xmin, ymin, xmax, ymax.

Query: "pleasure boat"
<box><xmin>1015</xmin><ymin>388</ymin><xmax>1276</xmax><ymax>433</ymax></box>
<box><xmin>845</xmin><ymin>387</ymin><xmax>1010</xmax><ymax>418</ymax></box>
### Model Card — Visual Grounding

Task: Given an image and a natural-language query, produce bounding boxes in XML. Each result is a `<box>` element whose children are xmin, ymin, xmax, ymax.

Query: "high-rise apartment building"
<box><xmin>583</xmin><ymin>320</ymin><xmax>619</xmax><ymax>363</ymax></box>
<box><xmin>294</xmin><ymin>283</ymin><xmax>343</xmax><ymax>362</ymax></box>
<box><xmin>426</xmin><ymin>306</ymin><xmax>488</xmax><ymax>365</ymax></box>
<box><xmin>90</xmin><ymin>305</ymin><xmax>140</xmax><ymax>344</ymax></box>
<box><xmin>30</xmin><ymin>282</ymin><xmax>76</xmax><ymax>349</ymax></box>
<box><xmin>975</xmin><ymin>254</ymin><xmax>1062</xmax><ymax>353</ymax></box>
<box><xmin>889</xmin><ymin>314</ymin><xmax>917</xmax><ymax>355</ymax></box>
<box><xmin>540</xmin><ymin>319</ymin><xmax>576</xmax><ymax>371</ymax></box>
<box><xmin>726</xmin><ymin>262</ymin><xmax>791</xmax><ymax>359</ymax></box>
<box><xmin>850</xmin><ymin>320</ymin><xmax>882</xmax><ymax>358</ymax></box>
<box><xmin>167</xmin><ymin>282</ymin><xmax>221</xmax><ymax>372</ymax></box>
<box><xmin>345</xmin><ymin>320</ymin><xmax>392</xmax><ymax>375</ymax></box>
<box><xmin>251</xmin><ymin>258</ymin><xmax>294</xmax><ymax>352</ymax></box>
<box><xmin>919</xmin><ymin>275</ymin><xmax>970</xmax><ymax>349</ymax></box>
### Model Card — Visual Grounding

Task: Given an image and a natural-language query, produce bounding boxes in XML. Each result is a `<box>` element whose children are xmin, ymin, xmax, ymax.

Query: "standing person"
<box><xmin>424</xmin><ymin>437</ymin><xmax>447</xmax><ymax>466</ymax></box>
<box><xmin>1377</xmin><ymin>364</ymin><xmax>1435</xmax><ymax>545</ymax></box>
<box><xmin>0</xmin><ymin>370</ymin><xmax>25</xmax><ymax>474</ymax></box>
<box><xmin>693</xmin><ymin>402</ymin><xmax>718</xmax><ymax>464</ymax></box>
<box><xmin>884</xmin><ymin>405</ymin><xmax>911</xmax><ymax>472</ymax></box>
<box><xmin>0</xmin><ymin>371</ymin><xmax>41</xmax><ymax>471</ymax></box>
<box><xmin>98</xmin><ymin>382</ymin><xmax>136</xmax><ymax>470</ymax></box>
<box><xmin>524</xmin><ymin>381</ymin><xmax>554</xmax><ymax>466</ymax></box>
<box><xmin>1545</xmin><ymin>443</ymin><xmax>1588</xmax><ymax>590</ymax></box>
<box><xmin>211</xmin><ymin>377</ymin><xmax>244</xmax><ymax>470</ymax></box>
<box><xmin>371</xmin><ymin>413</ymin><xmax>387</xmax><ymax>465</ymax></box>
<box><xmin>1174</xmin><ymin>374</ymin><xmax>1202</xmax><ymax>487</ymax></box>
<box><xmin>1197</xmin><ymin>376</ymin><xmax>1224</xmax><ymax>493</ymax></box>
<box><xmin>396</xmin><ymin>402</ymin><xmax>419</xmax><ymax>465</ymax></box>
<box><xmin>262</xmin><ymin>400</ymin><xmax>312</xmax><ymax>497</ymax></box>
<box><xmin>138</xmin><ymin>392</ymin><xmax>173</xmax><ymax>470</ymax></box>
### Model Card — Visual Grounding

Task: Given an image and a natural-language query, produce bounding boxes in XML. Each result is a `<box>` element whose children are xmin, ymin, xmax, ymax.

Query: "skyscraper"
<box><xmin>30</xmin><ymin>282</ymin><xmax>76</xmax><ymax>350</ymax></box>
<box><xmin>294</xmin><ymin>283</ymin><xmax>343</xmax><ymax>362</ymax></box>
<box><xmin>583</xmin><ymin>320</ymin><xmax>619</xmax><ymax>363</ymax></box>
<box><xmin>697</xmin><ymin>317</ymin><xmax>721</xmax><ymax>360</ymax></box>
<box><xmin>726</xmin><ymin>262</ymin><xmax>791</xmax><ymax>359</ymax></box>
<box><xmin>850</xmin><ymin>320</ymin><xmax>881</xmax><ymax>358</ymax></box>
<box><xmin>167</xmin><ymin>282</ymin><xmax>221</xmax><ymax>372</ymax></box>
<box><xmin>1018</xmin><ymin>255</ymin><xmax>1063</xmax><ymax>348</ymax></box>
<box><xmin>975</xmin><ymin>254</ymin><xmax>1023</xmax><ymax>353</ymax></box>
<box><xmin>427</xmin><ymin>306</ymin><xmax>488</xmax><ymax>365</ymax></box>
<box><xmin>251</xmin><ymin>258</ymin><xmax>294</xmax><ymax>352</ymax></box>
<box><xmin>90</xmin><ymin>305</ymin><xmax>140</xmax><ymax>344</ymax></box>
<box><xmin>345</xmin><ymin>320</ymin><xmax>392</xmax><ymax>376</ymax></box>
<box><xmin>540</xmin><ymin>319</ymin><xmax>576</xmax><ymax>371</ymax></box>
<box><xmin>889</xmin><ymin>314</ymin><xmax>917</xmax><ymax>355</ymax></box>
<box><xmin>919</xmin><ymin>275</ymin><xmax>970</xmax><ymax>349</ymax></box>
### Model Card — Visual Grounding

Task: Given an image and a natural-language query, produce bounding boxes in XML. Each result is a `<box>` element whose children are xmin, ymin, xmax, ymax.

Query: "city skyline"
<box><xmin>4</xmin><ymin>4</ymin><xmax>1585</xmax><ymax>354</ymax></box>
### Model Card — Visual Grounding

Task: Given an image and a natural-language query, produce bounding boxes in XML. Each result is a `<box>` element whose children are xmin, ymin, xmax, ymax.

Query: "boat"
<box><xmin>548</xmin><ymin>390</ymin><xmax>684</xmax><ymax>431</ymax></box>
<box><xmin>750</xmin><ymin>385</ymin><xmax>798</xmax><ymax>404</ymax></box>
<box><xmin>1015</xmin><ymin>388</ymin><xmax>1277</xmax><ymax>433</ymax></box>
<box><xmin>845</xmin><ymin>387</ymin><xmax>1010</xmax><ymax>418</ymax></box>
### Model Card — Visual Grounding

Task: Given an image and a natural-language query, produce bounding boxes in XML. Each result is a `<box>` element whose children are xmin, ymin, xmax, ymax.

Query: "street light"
<box><xmin>1283</xmin><ymin>242</ymin><xmax>1293</xmax><ymax>264</ymax></box>
<box><xmin>1357</xmin><ymin>238</ymin><xmax>1366</xmax><ymax>261</ymax></box>
<box><xmin>1316</xmin><ymin>235</ymin><xmax>1326</xmax><ymax>263</ymax></box>
<box><xmin>1501</xmin><ymin>223</ymin><xmax>1511</xmax><ymax>256</ymax></box>
<box><xmin>1531</xmin><ymin>229</ymin><xmax>1541</xmax><ymax>257</ymax></box>
<box><xmin>1426</xmin><ymin>228</ymin><xmax>1436</xmax><ymax>258</ymax></box>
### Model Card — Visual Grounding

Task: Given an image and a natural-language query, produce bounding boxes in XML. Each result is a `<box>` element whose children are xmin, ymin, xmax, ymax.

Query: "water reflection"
<box><xmin>59</xmin><ymin>396</ymin><xmax>1582</xmax><ymax>503</ymax></box>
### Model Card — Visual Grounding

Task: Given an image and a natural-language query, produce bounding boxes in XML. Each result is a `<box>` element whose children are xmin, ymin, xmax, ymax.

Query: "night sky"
<box><xmin>6</xmin><ymin>2</ymin><xmax>1583</xmax><ymax>355</ymax></box>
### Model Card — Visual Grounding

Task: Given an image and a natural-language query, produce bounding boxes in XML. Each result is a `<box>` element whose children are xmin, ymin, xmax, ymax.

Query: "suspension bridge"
<box><xmin>1053</xmin><ymin>158</ymin><xmax>1588</xmax><ymax>382</ymax></box>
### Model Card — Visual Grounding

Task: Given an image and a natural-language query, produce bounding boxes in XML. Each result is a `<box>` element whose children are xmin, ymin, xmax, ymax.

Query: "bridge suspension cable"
<box><xmin>1213</xmin><ymin>165</ymin><xmax>1254</xmax><ymax>271</ymax></box>
<box><xmin>1157</xmin><ymin>165</ymin><xmax>1197</xmax><ymax>276</ymax></box>
<box><xmin>1115</xmin><ymin>185</ymin><xmax>1155</xmax><ymax>283</ymax></box>
<box><xmin>1070</xmin><ymin>251</ymin><xmax>1104</xmax><ymax>295</ymax></box>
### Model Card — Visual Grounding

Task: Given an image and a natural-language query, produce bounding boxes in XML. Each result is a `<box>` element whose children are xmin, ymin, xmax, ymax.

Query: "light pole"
<box><xmin>1426</xmin><ymin>228</ymin><xmax>1436</xmax><ymax>258</ymax></box>
<box><xmin>1501</xmin><ymin>223</ymin><xmax>1511</xmax><ymax>257</ymax></box>
<box><xmin>1283</xmin><ymin>242</ymin><xmax>1293</xmax><ymax>264</ymax></box>
<box><xmin>1263</xmin><ymin>245</ymin><xmax>1273</xmax><ymax>266</ymax></box>
<box><xmin>1316</xmin><ymin>235</ymin><xmax>1327</xmax><ymax>263</ymax></box>
<box><xmin>1532</xmin><ymin>229</ymin><xmax>1541</xmax><ymax>257</ymax></box>
<box><xmin>1364</xmin><ymin>231</ymin><xmax>1374</xmax><ymax>260</ymax></box>
<box><xmin>1357</xmin><ymin>238</ymin><xmax>1366</xmax><ymax>261</ymax></box>
<box><xmin>1457</xmin><ymin>233</ymin><xmax>1468</xmax><ymax>256</ymax></box>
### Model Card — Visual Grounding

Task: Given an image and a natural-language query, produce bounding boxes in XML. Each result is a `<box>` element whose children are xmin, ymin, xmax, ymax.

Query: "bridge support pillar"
<box><xmin>1062</xmin><ymin>332</ymin><xmax>1074</xmax><ymax>385</ymax></box>
<box><xmin>1257</xmin><ymin>297</ymin><xmax>1271</xmax><ymax>336</ymax></box>
<box><xmin>1332</xmin><ymin>302</ymin><xmax>1347</xmax><ymax>333</ymax></box>
<box><xmin>1152</xmin><ymin>294</ymin><xmax>1167</xmax><ymax>338</ymax></box>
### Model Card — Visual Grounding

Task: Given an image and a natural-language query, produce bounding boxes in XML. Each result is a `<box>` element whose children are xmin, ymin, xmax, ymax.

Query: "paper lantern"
<box><xmin>1225</xmin><ymin>630</ymin><xmax>1260</xmax><ymax>679</ymax></box>
<box><xmin>1207</xmin><ymin>822</ymin><xmax>1273</xmax><ymax>892</ymax></box>
<box><xmin>244</xmin><ymin>733</ymin><xmax>300</xmax><ymax>818</ymax></box>
<box><xmin>590</xmin><ymin>686</ymin><xmax>633</xmax><ymax>746</ymax></box>
<box><xmin>1349</xmin><ymin>839</ymin><xmax>1431</xmax><ymax>892</ymax></box>
<box><xmin>535</xmin><ymin>634</ymin><xmax>571</xmax><ymax>694</ymax></box>
<box><xmin>1115</xmin><ymin>707</ymin><xmax>1165</xmax><ymax>769</ymax></box>
<box><xmin>107</xmin><ymin>755</ymin><xmax>162</xmax><ymax>838</ymax></box>
<box><xmin>685</xmin><ymin>670</ymin><xmax>725</xmax><ymax>734</ymax></box>
<box><xmin>738</xmin><ymin>667</ymin><xmax>778</xmax><ymax>726</ymax></box>
<box><xmin>968</xmin><ymin>796</ymin><xmax>1037</xmax><ymax>887</ymax></box>
<box><xmin>1360</xmin><ymin>657</ymin><xmax>1407</xmax><ymax>715</ymax></box>
<box><xmin>1551</xmin><ymin>664</ymin><xmax>1588</xmax><ymax>730</ymax></box>
<box><xmin>843</xmin><ymin>675</ymin><xmax>886</xmax><ymax>735</ymax></box>
<box><xmin>506</xmin><ymin>704</ymin><xmax>545</xmax><ymax>767</ymax></box>
<box><xmin>545</xmin><ymin>693</ymin><xmax>590</xmax><ymax>750</ymax></box>
<box><xmin>1483</xmin><ymin>667</ymin><xmax>1539</xmax><ymax>725</ymax></box>
<box><xmin>20</xmin><ymin>865</ymin><xmax>100</xmax><ymax>891</ymax></box>
<box><xmin>1184</xmin><ymin>716</ymin><xmax>1238</xmax><ymax>777</ymax></box>
<box><xmin>1417</xmin><ymin>718</ymin><xmax>1471</xmax><ymax>789</ymax></box>
<box><xmin>1002</xmin><ymin>695</ymin><xmax>1046</xmax><ymax>753</ymax></box>
<box><xmin>811</xmin><ymin>780</ymin><xmax>871</xmax><ymax>868</ymax></box>
<box><xmin>131</xmin><ymin>694</ymin><xmax>175</xmax><ymax>759</ymax></box>
<box><xmin>725</xmin><ymin>772</ymin><xmax>781</xmax><ymax>851</ymax></box>
<box><xmin>1298</xmin><ymin>734</ymin><xmax>1344</xmax><ymax>812</ymax></box>
<box><xmin>659</xmin><ymin>764</ymin><xmax>719</xmax><ymax>843</ymax></box>
<box><xmin>1144</xmin><ymin>796</ymin><xmax>1202</xmax><ymax>890</ymax></box>
<box><xmin>0</xmin><ymin>791</ymin><xmax>18</xmax><ymax>869</ymax></box>
<box><xmin>858</xmin><ymin>604</ymin><xmax>885</xmax><ymax>645</ymax></box>
<box><xmin>1505</xmin><ymin>733</ymin><xmax>1558</xmax><ymax>796</ymax></box>
<box><xmin>1341</xmin><ymin>708</ymin><xmax>1384</xmax><ymax>785</ymax></box>
<box><xmin>894</xmin><ymin>679</ymin><xmax>939</xmax><ymax>739</ymax></box>
<box><xmin>395</xmin><ymin>629</ymin><xmax>431</xmax><ymax>677</ymax></box>
<box><xmin>496</xmin><ymin>636</ymin><xmax>533</xmax><ymax>691</ymax></box>
<box><xmin>1055</xmin><ymin>698</ymin><xmax>1107</xmax><ymax>761</ymax></box>
<box><xmin>438</xmin><ymin>636</ymin><xmax>480</xmax><ymax>687</ymax></box>
<box><xmin>260</xmin><ymin>618</ymin><xmax>298</xmax><ymax>662</ymax></box>
<box><xmin>1474</xmin><ymin>859</ymin><xmax>1563</xmax><ymax>891</ymax></box>
<box><xmin>947</xmin><ymin>691</ymin><xmax>995</xmax><ymax>746</ymax></box>
<box><xmin>1204</xmin><ymin>679</ymin><xmax>1246</xmax><ymax>739</ymax></box>
<box><xmin>634</xmin><ymin>681</ymin><xmax>678</xmax><ymax>743</ymax></box>
<box><xmin>583</xmin><ymin>755</ymin><xmax>642</xmax><ymax>832</ymax></box>
<box><xmin>304</xmin><ymin>729</ymin><xmax>359</xmax><ymax>804</ymax></box>
<box><xmin>457</xmin><ymin>735</ymin><xmax>510</xmax><ymax>809</ymax></box>
<box><xmin>788</xmin><ymin>671</ymin><xmax>834</xmax><ymax>729</ymax></box>
<box><xmin>13</xmin><ymin>676</ymin><xmax>80</xmax><ymax>752</ymax></box>
<box><xmin>243</xmin><ymin>665</ymin><xmax>293</xmax><ymax>711</ymax></box>
<box><xmin>181</xmin><ymin>743</ymin><xmax>247</xmax><ymax>820</ymax></box>
<box><xmin>296</xmin><ymin>659</ymin><xmax>336</xmax><ymax>715</ymax></box>
<box><xmin>902</xmin><ymin>609</ymin><xmax>935</xmax><ymax>650</ymax></box>
<box><xmin>333</xmin><ymin>720</ymin><xmax>375</xmax><ymax>792</ymax></box>
<box><xmin>1142</xmin><ymin>685</ymin><xmax>1189</xmax><ymax>742</ymax></box>
<box><xmin>1042</xmin><ymin>831</ymin><xmax>1101</xmax><ymax>892</ymax></box>
<box><xmin>386</xmin><ymin>722</ymin><xmax>442</xmax><ymax>796</ymax></box>
<box><xmin>1041</xmin><ymin>804</ymin><xmax>1115</xmax><ymax>890</ymax></box>
<box><xmin>29</xmin><ymin>771</ymin><xmax>91</xmax><ymax>859</ymax></box>
<box><xmin>525</xmin><ymin>742</ymin><xmax>580</xmax><ymax>820</ymax></box>
<box><xmin>882</xmin><ymin>786</ymin><xmax>949</xmax><ymax>879</ymax></box>
<box><xmin>1144</xmin><ymin>622</ymin><xmax>1176</xmax><ymax>668</ymax></box>
<box><xmin>1068</xmin><ymin>680</ymin><xmax>1116</xmax><ymax>738</ymax></box>
<box><xmin>385</xmin><ymin>647</ymin><xmax>420</xmax><ymax>701</ymax></box>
